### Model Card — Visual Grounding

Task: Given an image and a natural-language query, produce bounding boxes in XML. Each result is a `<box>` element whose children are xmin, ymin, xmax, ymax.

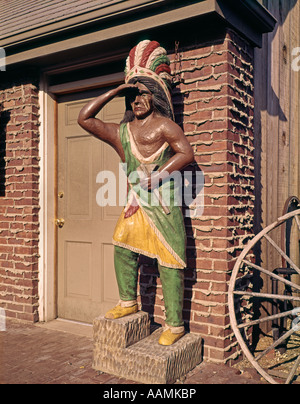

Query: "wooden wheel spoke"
<box><xmin>243</xmin><ymin>259</ymin><xmax>300</xmax><ymax>292</ymax></box>
<box><xmin>255</xmin><ymin>327</ymin><xmax>296</xmax><ymax>361</ymax></box>
<box><xmin>264</xmin><ymin>233</ymin><xmax>300</xmax><ymax>276</ymax></box>
<box><xmin>228</xmin><ymin>209</ymin><xmax>300</xmax><ymax>384</ymax></box>
<box><xmin>285</xmin><ymin>355</ymin><xmax>300</xmax><ymax>385</ymax></box>
<box><xmin>233</xmin><ymin>290</ymin><xmax>300</xmax><ymax>302</ymax></box>
<box><xmin>237</xmin><ymin>308</ymin><xmax>297</xmax><ymax>329</ymax></box>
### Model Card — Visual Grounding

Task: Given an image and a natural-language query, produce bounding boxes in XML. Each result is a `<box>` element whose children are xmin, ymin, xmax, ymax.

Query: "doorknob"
<box><xmin>55</xmin><ymin>218</ymin><xmax>65</xmax><ymax>228</ymax></box>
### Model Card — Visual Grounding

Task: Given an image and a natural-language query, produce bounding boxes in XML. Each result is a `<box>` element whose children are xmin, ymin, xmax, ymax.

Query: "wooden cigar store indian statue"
<box><xmin>78</xmin><ymin>40</ymin><xmax>194</xmax><ymax>345</ymax></box>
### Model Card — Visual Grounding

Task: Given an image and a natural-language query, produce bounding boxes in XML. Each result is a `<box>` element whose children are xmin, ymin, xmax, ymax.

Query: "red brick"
<box><xmin>0</xmin><ymin>77</ymin><xmax>40</xmax><ymax>324</ymax></box>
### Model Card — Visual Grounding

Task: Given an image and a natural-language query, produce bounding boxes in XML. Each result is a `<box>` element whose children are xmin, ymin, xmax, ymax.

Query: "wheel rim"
<box><xmin>229</xmin><ymin>209</ymin><xmax>300</xmax><ymax>384</ymax></box>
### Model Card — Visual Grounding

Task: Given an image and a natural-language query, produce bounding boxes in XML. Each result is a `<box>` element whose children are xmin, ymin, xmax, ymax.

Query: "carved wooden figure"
<box><xmin>78</xmin><ymin>40</ymin><xmax>194</xmax><ymax>345</ymax></box>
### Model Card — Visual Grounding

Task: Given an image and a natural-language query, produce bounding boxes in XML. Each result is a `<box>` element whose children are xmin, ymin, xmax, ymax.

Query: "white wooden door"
<box><xmin>57</xmin><ymin>93</ymin><xmax>124</xmax><ymax>323</ymax></box>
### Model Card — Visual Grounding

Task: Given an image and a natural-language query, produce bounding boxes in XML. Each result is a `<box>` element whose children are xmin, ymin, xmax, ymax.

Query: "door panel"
<box><xmin>57</xmin><ymin>94</ymin><xmax>124</xmax><ymax>323</ymax></box>
<box><xmin>65</xmin><ymin>241</ymin><xmax>92</xmax><ymax>298</ymax></box>
<box><xmin>66</xmin><ymin>135</ymin><xmax>93</xmax><ymax>219</ymax></box>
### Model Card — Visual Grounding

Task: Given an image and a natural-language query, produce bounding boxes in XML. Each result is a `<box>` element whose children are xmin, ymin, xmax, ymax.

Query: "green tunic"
<box><xmin>112</xmin><ymin>123</ymin><xmax>187</xmax><ymax>269</ymax></box>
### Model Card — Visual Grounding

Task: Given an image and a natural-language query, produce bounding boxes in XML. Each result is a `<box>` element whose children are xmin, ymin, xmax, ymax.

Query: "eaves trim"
<box><xmin>3</xmin><ymin>0</ymin><xmax>276</xmax><ymax>67</ymax></box>
<box><xmin>0</xmin><ymin>0</ymin><xmax>162</xmax><ymax>47</ymax></box>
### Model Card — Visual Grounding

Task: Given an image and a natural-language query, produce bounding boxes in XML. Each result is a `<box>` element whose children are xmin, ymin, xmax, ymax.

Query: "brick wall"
<box><xmin>0</xmin><ymin>28</ymin><xmax>255</xmax><ymax>363</ymax></box>
<box><xmin>139</xmin><ymin>29</ymin><xmax>255</xmax><ymax>364</ymax></box>
<box><xmin>0</xmin><ymin>73</ymin><xmax>40</xmax><ymax>322</ymax></box>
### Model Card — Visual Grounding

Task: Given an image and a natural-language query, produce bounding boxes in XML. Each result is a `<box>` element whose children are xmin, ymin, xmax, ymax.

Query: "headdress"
<box><xmin>124</xmin><ymin>40</ymin><xmax>174</xmax><ymax>118</ymax></box>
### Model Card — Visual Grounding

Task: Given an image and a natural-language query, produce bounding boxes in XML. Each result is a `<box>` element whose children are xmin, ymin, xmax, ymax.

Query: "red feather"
<box><xmin>129</xmin><ymin>45</ymin><xmax>137</xmax><ymax>70</ymax></box>
<box><xmin>140</xmin><ymin>41</ymin><xmax>160</xmax><ymax>67</ymax></box>
<box><xmin>155</xmin><ymin>64</ymin><xmax>171</xmax><ymax>76</ymax></box>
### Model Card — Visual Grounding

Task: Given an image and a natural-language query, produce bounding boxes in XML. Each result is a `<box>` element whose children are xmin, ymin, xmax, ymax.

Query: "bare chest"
<box><xmin>129</xmin><ymin>123</ymin><xmax>166</xmax><ymax>159</ymax></box>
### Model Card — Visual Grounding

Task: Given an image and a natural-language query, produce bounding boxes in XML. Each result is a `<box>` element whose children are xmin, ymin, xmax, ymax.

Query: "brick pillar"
<box><xmin>0</xmin><ymin>74</ymin><xmax>40</xmax><ymax>322</ymax></box>
<box><xmin>139</xmin><ymin>29</ymin><xmax>255</xmax><ymax>364</ymax></box>
<box><xmin>175</xmin><ymin>29</ymin><xmax>255</xmax><ymax>363</ymax></box>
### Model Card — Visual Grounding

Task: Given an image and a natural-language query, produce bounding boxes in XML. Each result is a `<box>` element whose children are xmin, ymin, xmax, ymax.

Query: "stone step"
<box><xmin>93</xmin><ymin>310</ymin><xmax>150</xmax><ymax>349</ymax></box>
<box><xmin>92</xmin><ymin>311</ymin><xmax>202</xmax><ymax>384</ymax></box>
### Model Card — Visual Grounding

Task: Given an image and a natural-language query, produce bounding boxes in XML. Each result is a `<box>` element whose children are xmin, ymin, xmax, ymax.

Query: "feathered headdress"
<box><xmin>124</xmin><ymin>40</ymin><xmax>174</xmax><ymax>118</ymax></box>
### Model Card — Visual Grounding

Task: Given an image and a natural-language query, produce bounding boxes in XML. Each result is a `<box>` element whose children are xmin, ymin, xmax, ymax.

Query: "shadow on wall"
<box><xmin>254</xmin><ymin>0</ymin><xmax>298</xmax><ymax>234</ymax></box>
<box><xmin>252</xmin><ymin>0</ymin><xmax>298</xmax><ymax>350</ymax></box>
<box><xmin>0</xmin><ymin>106</ymin><xmax>10</xmax><ymax>197</ymax></box>
<box><xmin>259</xmin><ymin>0</ymin><xmax>298</xmax><ymax>122</ymax></box>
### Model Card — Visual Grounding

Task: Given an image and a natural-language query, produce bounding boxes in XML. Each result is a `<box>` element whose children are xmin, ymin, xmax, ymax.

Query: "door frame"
<box><xmin>38</xmin><ymin>68</ymin><xmax>123</xmax><ymax>322</ymax></box>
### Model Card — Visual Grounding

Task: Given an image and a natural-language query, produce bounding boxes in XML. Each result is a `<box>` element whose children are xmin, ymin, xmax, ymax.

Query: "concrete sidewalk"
<box><xmin>0</xmin><ymin>318</ymin><xmax>265</xmax><ymax>385</ymax></box>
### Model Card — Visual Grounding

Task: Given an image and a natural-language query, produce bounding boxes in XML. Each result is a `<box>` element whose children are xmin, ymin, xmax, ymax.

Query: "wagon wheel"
<box><xmin>229</xmin><ymin>207</ymin><xmax>300</xmax><ymax>384</ymax></box>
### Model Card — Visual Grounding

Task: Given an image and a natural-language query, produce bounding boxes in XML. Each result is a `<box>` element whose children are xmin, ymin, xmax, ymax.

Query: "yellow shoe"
<box><xmin>158</xmin><ymin>329</ymin><xmax>185</xmax><ymax>346</ymax></box>
<box><xmin>104</xmin><ymin>304</ymin><xmax>138</xmax><ymax>319</ymax></box>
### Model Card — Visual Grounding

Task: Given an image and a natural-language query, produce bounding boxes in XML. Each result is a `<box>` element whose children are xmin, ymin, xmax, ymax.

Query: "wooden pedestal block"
<box><xmin>92</xmin><ymin>311</ymin><xmax>203</xmax><ymax>384</ymax></box>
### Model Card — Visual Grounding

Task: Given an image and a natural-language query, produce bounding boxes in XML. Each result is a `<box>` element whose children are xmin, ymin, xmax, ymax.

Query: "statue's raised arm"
<box><xmin>77</xmin><ymin>83</ymin><xmax>137</xmax><ymax>160</ymax></box>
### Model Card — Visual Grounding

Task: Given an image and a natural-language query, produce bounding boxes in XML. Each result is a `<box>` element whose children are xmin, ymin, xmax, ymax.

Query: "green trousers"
<box><xmin>114</xmin><ymin>246</ymin><xmax>184</xmax><ymax>328</ymax></box>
